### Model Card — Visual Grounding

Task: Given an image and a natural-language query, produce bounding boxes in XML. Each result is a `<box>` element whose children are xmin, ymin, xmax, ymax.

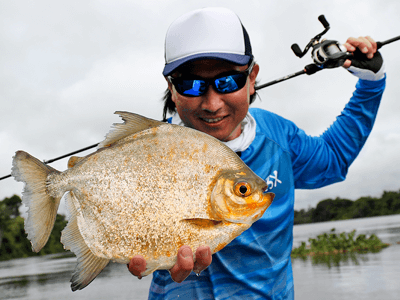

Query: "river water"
<box><xmin>1</xmin><ymin>214</ymin><xmax>399</xmax><ymax>299</ymax></box>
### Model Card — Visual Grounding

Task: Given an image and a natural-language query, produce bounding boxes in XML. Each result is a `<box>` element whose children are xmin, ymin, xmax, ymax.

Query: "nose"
<box><xmin>200</xmin><ymin>85</ymin><xmax>224</xmax><ymax>113</ymax></box>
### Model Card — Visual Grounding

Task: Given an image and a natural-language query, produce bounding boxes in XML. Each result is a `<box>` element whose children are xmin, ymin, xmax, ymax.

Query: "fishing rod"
<box><xmin>0</xmin><ymin>143</ymin><xmax>99</xmax><ymax>181</ymax></box>
<box><xmin>255</xmin><ymin>15</ymin><xmax>400</xmax><ymax>90</ymax></box>
<box><xmin>1</xmin><ymin>15</ymin><xmax>399</xmax><ymax>181</ymax></box>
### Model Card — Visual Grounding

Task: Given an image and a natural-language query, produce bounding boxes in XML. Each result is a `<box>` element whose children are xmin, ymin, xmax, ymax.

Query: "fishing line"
<box><xmin>0</xmin><ymin>144</ymin><xmax>99</xmax><ymax>181</ymax></box>
<box><xmin>1</xmin><ymin>15</ymin><xmax>399</xmax><ymax>181</ymax></box>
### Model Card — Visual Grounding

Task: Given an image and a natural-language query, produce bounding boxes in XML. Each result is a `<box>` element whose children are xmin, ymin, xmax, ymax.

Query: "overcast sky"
<box><xmin>1</xmin><ymin>0</ymin><xmax>399</xmax><ymax>213</ymax></box>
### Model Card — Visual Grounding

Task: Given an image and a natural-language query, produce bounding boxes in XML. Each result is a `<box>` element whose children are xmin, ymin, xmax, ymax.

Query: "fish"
<box><xmin>11</xmin><ymin>111</ymin><xmax>274</xmax><ymax>291</ymax></box>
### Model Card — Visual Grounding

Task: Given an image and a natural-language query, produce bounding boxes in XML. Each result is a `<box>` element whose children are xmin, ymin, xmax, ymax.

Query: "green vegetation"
<box><xmin>292</xmin><ymin>228</ymin><xmax>389</xmax><ymax>259</ymax></box>
<box><xmin>0</xmin><ymin>195</ymin><xmax>69</xmax><ymax>261</ymax></box>
<box><xmin>294</xmin><ymin>190</ymin><xmax>400</xmax><ymax>225</ymax></box>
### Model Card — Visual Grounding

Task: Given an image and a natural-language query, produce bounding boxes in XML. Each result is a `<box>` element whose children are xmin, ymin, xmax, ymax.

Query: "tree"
<box><xmin>3</xmin><ymin>195</ymin><xmax>22</xmax><ymax>218</ymax></box>
<box><xmin>381</xmin><ymin>191</ymin><xmax>400</xmax><ymax>213</ymax></box>
<box><xmin>0</xmin><ymin>195</ymin><xmax>69</xmax><ymax>261</ymax></box>
<box><xmin>311</xmin><ymin>198</ymin><xmax>353</xmax><ymax>222</ymax></box>
<box><xmin>350</xmin><ymin>197</ymin><xmax>378</xmax><ymax>219</ymax></box>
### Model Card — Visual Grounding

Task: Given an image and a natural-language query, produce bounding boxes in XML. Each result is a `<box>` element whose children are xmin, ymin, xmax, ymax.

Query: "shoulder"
<box><xmin>248</xmin><ymin>107</ymin><xmax>301</xmax><ymax>153</ymax></box>
<box><xmin>249</xmin><ymin>107</ymin><xmax>298</xmax><ymax>135</ymax></box>
<box><xmin>249</xmin><ymin>107</ymin><xmax>290</xmax><ymax>122</ymax></box>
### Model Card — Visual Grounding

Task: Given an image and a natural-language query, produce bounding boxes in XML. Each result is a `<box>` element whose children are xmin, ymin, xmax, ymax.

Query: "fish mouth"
<box><xmin>262</xmin><ymin>185</ymin><xmax>268</xmax><ymax>193</ymax></box>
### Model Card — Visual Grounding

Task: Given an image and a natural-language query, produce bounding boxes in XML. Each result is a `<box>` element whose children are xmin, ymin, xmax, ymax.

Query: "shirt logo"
<box><xmin>265</xmin><ymin>170</ymin><xmax>282</xmax><ymax>192</ymax></box>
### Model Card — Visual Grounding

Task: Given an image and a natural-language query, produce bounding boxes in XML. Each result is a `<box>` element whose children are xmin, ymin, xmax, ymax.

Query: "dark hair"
<box><xmin>161</xmin><ymin>84</ymin><xmax>259</xmax><ymax>122</ymax></box>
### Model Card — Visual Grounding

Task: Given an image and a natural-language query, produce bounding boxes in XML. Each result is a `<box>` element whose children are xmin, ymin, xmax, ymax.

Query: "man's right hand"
<box><xmin>127</xmin><ymin>245</ymin><xmax>212</xmax><ymax>283</ymax></box>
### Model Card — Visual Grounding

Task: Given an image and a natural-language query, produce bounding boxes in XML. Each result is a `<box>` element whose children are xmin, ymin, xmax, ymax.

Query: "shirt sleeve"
<box><xmin>290</xmin><ymin>76</ymin><xmax>386</xmax><ymax>189</ymax></box>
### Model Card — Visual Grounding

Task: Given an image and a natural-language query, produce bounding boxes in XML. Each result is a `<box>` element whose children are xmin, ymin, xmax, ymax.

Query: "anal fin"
<box><xmin>61</xmin><ymin>192</ymin><xmax>109</xmax><ymax>291</ymax></box>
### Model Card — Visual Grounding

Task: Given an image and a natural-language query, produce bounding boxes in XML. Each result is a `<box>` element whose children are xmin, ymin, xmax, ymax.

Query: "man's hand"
<box><xmin>127</xmin><ymin>245</ymin><xmax>212</xmax><ymax>283</ymax></box>
<box><xmin>342</xmin><ymin>36</ymin><xmax>385</xmax><ymax>81</ymax></box>
<box><xmin>342</xmin><ymin>36</ymin><xmax>377</xmax><ymax>68</ymax></box>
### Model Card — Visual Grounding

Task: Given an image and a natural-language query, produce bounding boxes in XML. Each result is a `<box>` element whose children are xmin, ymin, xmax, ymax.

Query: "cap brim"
<box><xmin>162</xmin><ymin>53</ymin><xmax>252</xmax><ymax>76</ymax></box>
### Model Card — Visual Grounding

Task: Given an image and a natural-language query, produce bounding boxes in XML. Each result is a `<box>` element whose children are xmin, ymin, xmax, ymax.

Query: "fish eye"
<box><xmin>234</xmin><ymin>182</ymin><xmax>252</xmax><ymax>197</ymax></box>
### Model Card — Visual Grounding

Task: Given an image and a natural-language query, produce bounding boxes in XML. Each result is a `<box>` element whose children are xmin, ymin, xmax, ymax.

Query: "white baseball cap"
<box><xmin>163</xmin><ymin>7</ymin><xmax>253</xmax><ymax>76</ymax></box>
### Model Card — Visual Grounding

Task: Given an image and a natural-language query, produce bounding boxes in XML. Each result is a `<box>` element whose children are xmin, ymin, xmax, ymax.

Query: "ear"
<box><xmin>165</xmin><ymin>76</ymin><xmax>178</xmax><ymax>105</ymax></box>
<box><xmin>165</xmin><ymin>76</ymin><xmax>174</xmax><ymax>93</ymax></box>
<box><xmin>249</xmin><ymin>64</ymin><xmax>260</xmax><ymax>95</ymax></box>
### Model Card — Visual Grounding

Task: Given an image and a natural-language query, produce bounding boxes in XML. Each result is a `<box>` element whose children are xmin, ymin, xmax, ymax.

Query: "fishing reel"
<box><xmin>256</xmin><ymin>13</ymin><xmax>400</xmax><ymax>91</ymax></box>
<box><xmin>291</xmin><ymin>15</ymin><xmax>351</xmax><ymax>69</ymax></box>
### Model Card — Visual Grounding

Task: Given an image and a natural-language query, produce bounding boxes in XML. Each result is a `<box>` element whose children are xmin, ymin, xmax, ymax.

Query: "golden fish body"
<box><xmin>11</xmin><ymin>112</ymin><xmax>274</xmax><ymax>291</ymax></box>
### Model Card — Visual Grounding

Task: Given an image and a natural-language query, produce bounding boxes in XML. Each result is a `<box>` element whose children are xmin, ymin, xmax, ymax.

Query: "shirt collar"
<box><xmin>170</xmin><ymin>112</ymin><xmax>256</xmax><ymax>152</ymax></box>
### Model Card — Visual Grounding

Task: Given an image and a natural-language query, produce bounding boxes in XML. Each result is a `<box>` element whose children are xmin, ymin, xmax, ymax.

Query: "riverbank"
<box><xmin>294</xmin><ymin>190</ymin><xmax>400</xmax><ymax>224</ymax></box>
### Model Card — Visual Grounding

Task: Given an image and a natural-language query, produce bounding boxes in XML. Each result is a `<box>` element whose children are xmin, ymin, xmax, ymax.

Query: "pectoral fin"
<box><xmin>67</xmin><ymin>156</ymin><xmax>85</xmax><ymax>169</ymax></box>
<box><xmin>61</xmin><ymin>192</ymin><xmax>109</xmax><ymax>291</ymax></box>
<box><xmin>181</xmin><ymin>218</ymin><xmax>223</xmax><ymax>228</ymax></box>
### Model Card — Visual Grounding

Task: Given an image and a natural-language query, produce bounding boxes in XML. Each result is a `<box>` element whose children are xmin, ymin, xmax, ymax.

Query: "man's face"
<box><xmin>167</xmin><ymin>59</ymin><xmax>259</xmax><ymax>142</ymax></box>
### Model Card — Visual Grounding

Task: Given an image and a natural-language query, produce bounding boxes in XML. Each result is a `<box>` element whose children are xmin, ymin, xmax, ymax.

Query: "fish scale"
<box><xmin>11</xmin><ymin>111</ymin><xmax>274</xmax><ymax>291</ymax></box>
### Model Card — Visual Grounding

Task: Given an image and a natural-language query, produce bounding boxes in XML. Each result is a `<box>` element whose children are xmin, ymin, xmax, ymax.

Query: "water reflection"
<box><xmin>0</xmin><ymin>253</ymin><xmax>153</xmax><ymax>300</ymax></box>
<box><xmin>1</xmin><ymin>260</ymin><xmax>75</xmax><ymax>300</ymax></box>
<box><xmin>293</xmin><ymin>215</ymin><xmax>400</xmax><ymax>300</ymax></box>
<box><xmin>307</xmin><ymin>251</ymin><xmax>369</xmax><ymax>268</ymax></box>
<box><xmin>2</xmin><ymin>254</ymin><xmax>65</xmax><ymax>299</ymax></box>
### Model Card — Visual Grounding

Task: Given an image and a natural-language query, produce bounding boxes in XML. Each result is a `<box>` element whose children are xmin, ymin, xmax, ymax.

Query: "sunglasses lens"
<box><xmin>175</xmin><ymin>79</ymin><xmax>207</xmax><ymax>96</ymax></box>
<box><xmin>214</xmin><ymin>74</ymin><xmax>247</xmax><ymax>93</ymax></box>
<box><xmin>172</xmin><ymin>71</ymin><xmax>249</xmax><ymax>97</ymax></box>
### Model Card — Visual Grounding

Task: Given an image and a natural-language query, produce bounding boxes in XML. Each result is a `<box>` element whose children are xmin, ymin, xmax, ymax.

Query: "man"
<box><xmin>128</xmin><ymin>7</ymin><xmax>386</xmax><ymax>299</ymax></box>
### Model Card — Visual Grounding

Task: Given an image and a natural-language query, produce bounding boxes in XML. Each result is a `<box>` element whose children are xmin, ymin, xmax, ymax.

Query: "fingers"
<box><xmin>168</xmin><ymin>245</ymin><xmax>212</xmax><ymax>283</ymax></box>
<box><xmin>169</xmin><ymin>245</ymin><xmax>194</xmax><ymax>283</ymax></box>
<box><xmin>193</xmin><ymin>245</ymin><xmax>212</xmax><ymax>275</ymax></box>
<box><xmin>342</xmin><ymin>57</ymin><xmax>353</xmax><ymax>69</ymax></box>
<box><xmin>342</xmin><ymin>36</ymin><xmax>377</xmax><ymax>68</ymax></box>
<box><xmin>128</xmin><ymin>245</ymin><xmax>212</xmax><ymax>283</ymax></box>
<box><xmin>344</xmin><ymin>36</ymin><xmax>377</xmax><ymax>57</ymax></box>
<box><xmin>127</xmin><ymin>255</ymin><xmax>147</xmax><ymax>279</ymax></box>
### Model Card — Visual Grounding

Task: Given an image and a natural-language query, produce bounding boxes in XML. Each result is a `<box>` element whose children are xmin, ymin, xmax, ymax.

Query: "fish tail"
<box><xmin>11</xmin><ymin>150</ymin><xmax>62</xmax><ymax>252</ymax></box>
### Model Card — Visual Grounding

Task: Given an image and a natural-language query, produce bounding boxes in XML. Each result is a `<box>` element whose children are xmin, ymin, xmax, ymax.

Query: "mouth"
<box><xmin>199</xmin><ymin>116</ymin><xmax>227</xmax><ymax>124</ymax></box>
<box><xmin>262</xmin><ymin>185</ymin><xmax>268</xmax><ymax>193</ymax></box>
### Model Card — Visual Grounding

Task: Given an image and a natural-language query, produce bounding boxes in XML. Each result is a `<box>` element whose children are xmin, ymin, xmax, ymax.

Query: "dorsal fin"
<box><xmin>98</xmin><ymin>111</ymin><xmax>164</xmax><ymax>149</ymax></box>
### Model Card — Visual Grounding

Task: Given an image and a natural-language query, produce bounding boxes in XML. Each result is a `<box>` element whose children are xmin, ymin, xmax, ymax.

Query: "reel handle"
<box><xmin>318</xmin><ymin>15</ymin><xmax>330</xmax><ymax>28</ymax></box>
<box><xmin>291</xmin><ymin>44</ymin><xmax>303</xmax><ymax>57</ymax></box>
<box><xmin>291</xmin><ymin>14</ymin><xmax>330</xmax><ymax>58</ymax></box>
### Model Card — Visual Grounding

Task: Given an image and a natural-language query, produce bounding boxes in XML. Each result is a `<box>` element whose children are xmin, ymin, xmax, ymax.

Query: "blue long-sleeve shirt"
<box><xmin>148</xmin><ymin>77</ymin><xmax>386</xmax><ymax>299</ymax></box>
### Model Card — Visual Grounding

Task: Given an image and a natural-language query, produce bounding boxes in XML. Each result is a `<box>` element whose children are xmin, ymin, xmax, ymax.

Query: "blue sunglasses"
<box><xmin>168</xmin><ymin>61</ymin><xmax>255</xmax><ymax>97</ymax></box>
